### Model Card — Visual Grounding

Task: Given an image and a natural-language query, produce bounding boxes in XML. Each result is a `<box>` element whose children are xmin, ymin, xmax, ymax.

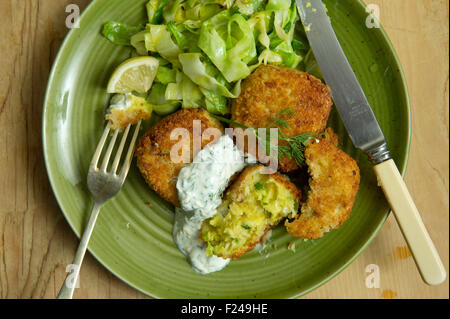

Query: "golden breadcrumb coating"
<box><xmin>201</xmin><ymin>164</ymin><xmax>301</xmax><ymax>259</ymax></box>
<box><xmin>231</xmin><ymin>65</ymin><xmax>333</xmax><ymax>172</ymax></box>
<box><xmin>285</xmin><ymin>131</ymin><xmax>360</xmax><ymax>239</ymax></box>
<box><xmin>135</xmin><ymin>108</ymin><xmax>224</xmax><ymax>207</ymax></box>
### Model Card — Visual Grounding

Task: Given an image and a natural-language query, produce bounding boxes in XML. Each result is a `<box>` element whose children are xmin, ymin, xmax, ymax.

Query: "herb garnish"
<box><xmin>254</xmin><ymin>182</ymin><xmax>264</xmax><ymax>190</ymax></box>
<box><xmin>241</xmin><ymin>224</ymin><xmax>251</xmax><ymax>230</ymax></box>
<box><xmin>210</xmin><ymin>109</ymin><xmax>325</xmax><ymax>166</ymax></box>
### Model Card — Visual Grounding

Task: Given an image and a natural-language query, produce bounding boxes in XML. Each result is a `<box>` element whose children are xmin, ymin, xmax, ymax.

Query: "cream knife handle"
<box><xmin>374</xmin><ymin>159</ymin><xmax>446</xmax><ymax>285</ymax></box>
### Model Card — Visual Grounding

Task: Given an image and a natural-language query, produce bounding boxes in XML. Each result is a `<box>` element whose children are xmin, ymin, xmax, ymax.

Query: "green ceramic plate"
<box><xmin>43</xmin><ymin>0</ymin><xmax>411</xmax><ymax>298</ymax></box>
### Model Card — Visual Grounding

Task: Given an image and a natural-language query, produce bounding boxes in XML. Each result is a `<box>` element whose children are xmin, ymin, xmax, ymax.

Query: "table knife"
<box><xmin>296</xmin><ymin>0</ymin><xmax>446</xmax><ymax>285</ymax></box>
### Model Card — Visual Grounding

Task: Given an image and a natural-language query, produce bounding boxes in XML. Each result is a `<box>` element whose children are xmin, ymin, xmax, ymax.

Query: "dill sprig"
<box><xmin>210</xmin><ymin>109</ymin><xmax>323</xmax><ymax>166</ymax></box>
<box><xmin>266</xmin><ymin>108</ymin><xmax>294</xmax><ymax>129</ymax></box>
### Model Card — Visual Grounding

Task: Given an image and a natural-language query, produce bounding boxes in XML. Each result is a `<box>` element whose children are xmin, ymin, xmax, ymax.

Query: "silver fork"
<box><xmin>57</xmin><ymin>120</ymin><xmax>142</xmax><ymax>299</ymax></box>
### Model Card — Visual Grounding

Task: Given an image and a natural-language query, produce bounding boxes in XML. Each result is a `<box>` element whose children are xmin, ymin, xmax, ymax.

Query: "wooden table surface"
<box><xmin>0</xmin><ymin>0</ymin><xmax>448</xmax><ymax>299</ymax></box>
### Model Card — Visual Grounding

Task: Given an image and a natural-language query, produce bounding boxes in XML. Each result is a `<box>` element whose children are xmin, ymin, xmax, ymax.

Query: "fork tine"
<box><xmin>111</xmin><ymin>123</ymin><xmax>132</xmax><ymax>174</ymax></box>
<box><xmin>90</xmin><ymin>126</ymin><xmax>110</xmax><ymax>169</ymax></box>
<box><xmin>119</xmin><ymin>120</ymin><xmax>142</xmax><ymax>179</ymax></box>
<box><xmin>100</xmin><ymin>129</ymin><xmax>119</xmax><ymax>171</ymax></box>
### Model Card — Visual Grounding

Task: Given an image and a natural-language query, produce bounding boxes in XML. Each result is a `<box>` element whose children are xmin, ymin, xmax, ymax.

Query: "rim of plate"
<box><xmin>42</xmin><ymin>0</ymin><xmax>412</xmax><ymax>299</ymax></box>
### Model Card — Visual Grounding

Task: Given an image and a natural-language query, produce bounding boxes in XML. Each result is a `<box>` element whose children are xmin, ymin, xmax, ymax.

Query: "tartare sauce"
<box><xmin>109</xmin><ymin>93</ymin><xmax>132</xmax><ymax>110</ymax></box>
<box><xmin>173</xmin><ymin>135</ymin><xmax>250</xmax><ymax>274</ymax></box>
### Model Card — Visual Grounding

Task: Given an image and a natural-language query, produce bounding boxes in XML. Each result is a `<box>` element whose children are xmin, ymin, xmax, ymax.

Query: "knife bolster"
<box><xmin>367</xmin><ymin>143</ymin><xmax>391</xmax><ymax>164</ymax></box>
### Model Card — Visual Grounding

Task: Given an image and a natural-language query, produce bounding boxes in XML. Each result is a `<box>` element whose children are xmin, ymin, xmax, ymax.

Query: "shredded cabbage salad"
<box><xmin>102</xmin><ymin>0</ymin><xmax>317</xmax><ymax>115</ymax></box>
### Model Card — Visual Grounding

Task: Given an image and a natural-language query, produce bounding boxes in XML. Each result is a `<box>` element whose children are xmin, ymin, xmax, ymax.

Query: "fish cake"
<box><xmin>201</xmin><ymin>164</ymin><xmax>301</xmax><ymax>259</ymax></box>
<box><xmin>135</xmin><ymin>108</ymin><xmax>224</xmax><ymax>207</ymax></box>
<box><xmin>231</xmin><ymin>65</ymin><xmax>333</xmax><ymax>172</ymax></box>
<box><xmin>285</xmin><ymin>131</ymin><xmax>360</xmax><ymax>239</ymax></box>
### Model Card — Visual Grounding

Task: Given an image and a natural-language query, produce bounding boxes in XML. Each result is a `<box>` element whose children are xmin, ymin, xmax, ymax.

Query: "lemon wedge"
<box><xmin>107</xmin><ymin>57</ymin><xmax>159</xmax><ymax>94</ymax></box>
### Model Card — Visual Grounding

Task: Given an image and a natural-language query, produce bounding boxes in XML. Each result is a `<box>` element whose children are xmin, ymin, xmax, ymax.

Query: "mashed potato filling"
<box><xmin>106</xmin><ymin>93</ymin><xmax>152</xmax><ymax>130</ymax></box>
<box><xmin>201</xmin><ymin>165</ymin><xmax>300</xmax><ymax>259</ymax></box>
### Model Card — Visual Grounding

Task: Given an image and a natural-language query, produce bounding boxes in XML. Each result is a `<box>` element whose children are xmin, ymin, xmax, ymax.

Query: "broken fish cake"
<box><xmin>201</xmin><ymin>165</ymin><xmax>301</xmax><ymax>259</ymax></box>
<box><xmin>285</xmin><ymin>131</ymin><xmax>360</xmax><ymax>239</ymax></box>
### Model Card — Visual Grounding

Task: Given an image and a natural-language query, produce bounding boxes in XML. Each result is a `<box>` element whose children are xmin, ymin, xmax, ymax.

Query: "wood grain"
<box><xmin>0</xmin><ymin>0</ymin><xmax>448</xmax><ymax>299</ymax></box>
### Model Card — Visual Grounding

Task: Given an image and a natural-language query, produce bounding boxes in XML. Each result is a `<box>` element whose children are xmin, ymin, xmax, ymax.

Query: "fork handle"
<box><xmin>374</xmin><ymin>159</ymin><xmax>446</xmax><ymax>285</ymax></box>
<box><xmin>58</xmin><ymin>201</ymin><xmax>103</xmax><ymax>299</ymax></box>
